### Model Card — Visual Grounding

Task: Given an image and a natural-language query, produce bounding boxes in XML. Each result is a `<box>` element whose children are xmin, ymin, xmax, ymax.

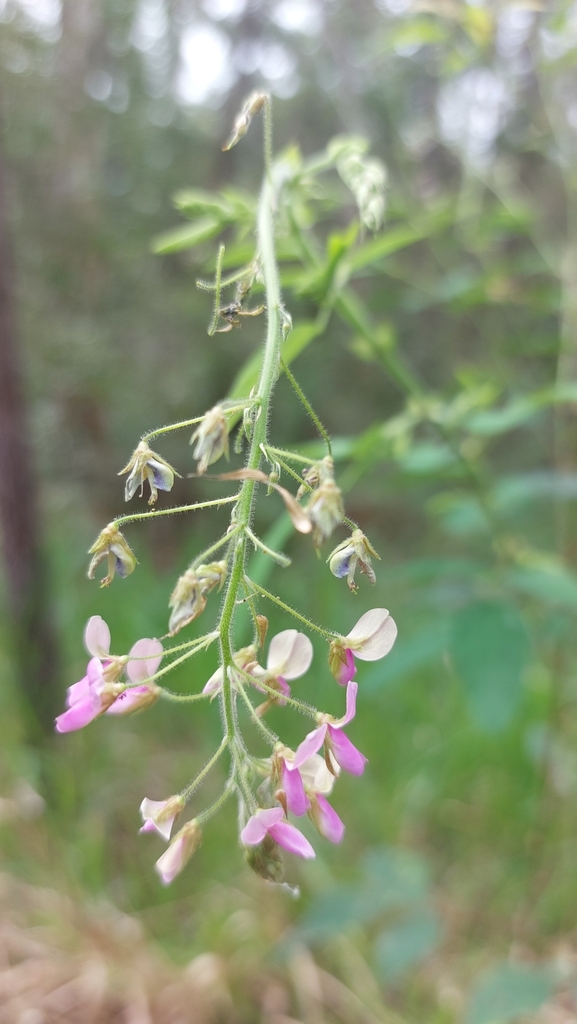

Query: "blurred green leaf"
<box><xmin>450</xmin><ymin>602</ymin><xmax>531</xmax><ymax>731</ymax></box>
<box><xmin>466</xmin><ymin>964</ymin><xmax>554</xmax><ymax>1024</ymax></box>
<box><xmin>507</xmin><ymin>565</ymin><xmax>577</xmax><ymax>609</ymax></box>
<box><xmin>398</xmin><ymin>442</ymin><xmax>457</xmax><ymax>474</ymax></box>
<box><xmin>363</xmin><ymin>620</ymin><xmax>449</xmax><ymax>692</ymax></box>
<box><xmin>465</xmin><ymin>398</ymin><xmax>542</xmax><ymax>436</ymax></box>
<box><xmin>374</xmin><ymin>907</ymin><xmax>442</xmax><ymax>980</ymax></box>
<box><xmin>348</xmin><ymin>225</ymin><xmax>424</xmax><ymax>273</ymax></box>
<box><xmin>151</xmin><ymin>216</ymin><xmax>222</xmax><ymax>254</ymax></box>
<box><xmin>227</xmin><ymin>319</ymin><xmax>324</xmax><ymax>404</ymax></box>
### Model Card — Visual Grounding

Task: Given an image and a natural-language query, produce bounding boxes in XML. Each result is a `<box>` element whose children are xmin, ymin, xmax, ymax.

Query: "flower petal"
<box><xmin>346</xmin><ymin>608</ymin><xmax>397</xmax><ymax>661</ymax></box>
<box><xmin>240</xmin><ymin>806</ymin><xmax>284</xmax><ymax>845</ymax></box>
<box><xmin>126</xmin><ymin>637</ymin><xmax>163</xmax><ymax>683</ymax></box>
<box><xmin>299</xmin><ymin>753</ymin><xmax>338</xmax><ymax>795</ymax></box>
<box><xmin>55</xmin><ymin>696</ymin><xmax>99</xmax><ymax>733</ymax></box>
<box><xmin>267</xmin><ymin>630</ymin><xmax>313</xmax><ymax>679</ymax></box>
<box><xmin>139</xmin><ymin>798</ymin><xmax>176</xmax><ymax>841</ymax></box>
<box><xmin>328</xmin><ymin>726</ymin><xmax>367</xmax><ymax>776</ymax></box>
<box><xmin>282</xmin><ymin>761</ymin><xmax>309</xmax><ymax>816</ymax></box>
<box><xmin>202</xmin><ymin>666</ymin><xmax>223</xmax><ymax>696</ymax></box>
<box><xmin>313</xmin><ymin>794</ymin><xmax>345</xmax><ymax>843</ymax></box>
<box><xmin>269</xmin><ymin>821</ymin><xmax>316</xmax><ymax>859</ymax></box>
<box><xmin>66</xmin><ymin>674</ymin><xmax>90</xmax><ymax>708</ymax></box>
<box><xmin>292</xmin><ymin>724</ymin><xmax>327</xmax><ymax>769</ymax></box>
<box><xmin>155</xmin><ymin>834</ymin><xmax>186</xmax><ymax>884</ymax></box>
<box><xmin>337</xmin><ymin>648</ymin><xmax>356</xmax><ymax>686</ymax></box>
<box><xmin>333</xmin><ymin>680</ymin><xmax>358</xmax><ymax>729</ymax></box>
<box><xmin>84</xmin><ymin>616</ymin><xmax>111</xmax><ymax>658</ymax></box>
<box><xmin>148</xmin><ymin>458</ymin><xmax>174</xmax><ymax>492</ymax></box>
<box><xmin>106</xmin><ymin>685</ymin><xmax>149</xmax><ymax>714</ymax></box>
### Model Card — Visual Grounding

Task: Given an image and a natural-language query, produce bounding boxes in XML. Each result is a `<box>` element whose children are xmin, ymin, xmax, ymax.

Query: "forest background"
<box><xmin>1</xmin><ymin>0</ymin><xmax>577</xmax><ymax>1021</ymax></box>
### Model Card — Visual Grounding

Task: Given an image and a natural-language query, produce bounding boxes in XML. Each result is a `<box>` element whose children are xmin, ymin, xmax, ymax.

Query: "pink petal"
<box><xmin>346</xmin><ymin>608</ymin><xmax>397</xmax><ymax>661</ymax></box>
<box><xmin>66</xmin><ymin>673</ymin><xmax>90</xmax><ymax>708</ymax></box>
<box><xmin>126</xmin><ymin>638</ymin><xmax>163</xmax><ymax>683</ymax></box>
<box><xmin>106</xmin><ymin>685</ymin><xmax>149</xmax><ymax>714</ymax></box>
<box><xmin>55</xmin><ymin>696</ymin><xmax>99</xmax><ymax>733</ymax></box>
<box><xmin>155</xmin><ymin>834</ymin><xmax>187</xmax><ymax>885</ymax></box>
<box><xmin>86</xmin><ymin>657</ymin><xmax>105</xmax><ymax>697</ymax></box>
<box><xmin>267</xmin><ymin>630</ymin><xmax>313</xmax><ymax>680</ymax></box>
<box><xmin>334</xmin><ymin>680</ymin><xmax>358</xmax><ymax>729</ymax></box>
<box><xmin>139</xmin><ymin>798</ymin><xmax>177</xmax><ymax>841</ymax></box>
<box><xmin>328</xmin><ymin>726</ymin><xmax>367</xmax><ymax>776</ymax></box>
<box><xmin>335</xmin><ymin>648</ymin><xmax>356</xmax><ymax>686</ymax></box>
<box><xmin>203</xmin><ymin>667</ymin><xmax>223</xmax><ymax>696</ymax></box>
<box><xmin>292</xmin><ymin>724</ymin><xmax>328</xmax><ymax>769</ymax></box>
<box><xmin>84</xmin><ymin>616</ymin><xmax>111</xmax><ymax>659</ymax></box>
<box><xmin>282</xmin><ymin>761</ymin><xmax>309</xmax><ymax>816</ymax></box>
<box><xmin>313</xmin><ymin>794</ymin><xmax>345</xmax><ymax>843</ymax></box>
<box><xmin>240</xmin><ymin>807</ymin><xmax>284</xmax><ymax>845</ymax></box>
<box><xmin>269</xmin><ymin>821</ymin><xmax>316</xmax><ymax>859</ymax></box>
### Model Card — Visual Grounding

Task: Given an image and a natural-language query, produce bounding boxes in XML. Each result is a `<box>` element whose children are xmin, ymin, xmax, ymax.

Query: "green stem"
<box><xmin>246</xmin><ymin>578</ymin><xmax>337</xmax><ymax>639</ymax></box>
<box><xmin>195</xmin><ymin>779</ymin><xmax>235</xmax><ymax>826</ymax></box>
<box><xmin>217</xmin><ymin>99</ymin><xmax>283</xmax><ymax>795</ymax></box>
<box><xmin>236</xmin><ymin>678</ymin><xmax>278</xmax><ymax>745</ymax></box>
<box><xmin>191</xmin><ymin>526</ymin><xmax>240</xmax><ymax>569</ymax></box>
<box><xmin>142</xmin><ymin>416</ymin><xmax>204</xmax><ymax>444</ymax></box>
<box><xmin>181</xmin><ymin>737</ymin><xmax>229</xmax><ymax>800</ymax></box>
<box><xmin>266</xmin><ymin>445</ymin><xmax>317</xmax><ymax>466</ymax></box>
<box><xmin>208</xmin><ymin>244</ymin><xmax>225</xmax><ymax>336</ymax></box>
<box><xmin>245</xmin><ymin>526</ymin><xmax>291</xmax><ymax>567</ymax></box>
<box><xmin>280</xmin><ymin>358</ymin><xmax>332</xmax><ymax>457</ymax></box>
<box><xmin>115</xmin><ymin>494</ymin><xmax>239</xmax><ymax>527</ymax></box>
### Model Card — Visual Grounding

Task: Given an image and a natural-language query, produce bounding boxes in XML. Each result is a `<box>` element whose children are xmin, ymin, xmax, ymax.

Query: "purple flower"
<box><xmin>55</xmin><ymin>656</ymin><xmax>116</xmax><ymax>733</ymax></box>
<box><xmin>282</xmin><ymin>751</ymin><xmax>345</xmax><ymax>844</ymax></box>
<box><xmin>309</xmin><ymin>793</ymin><xmax>345</xmax><ymax>844</ymax></box>
<box><xmin>119</xmin><ymin>441</ymin><xmax>178</xmax><ymax>505</ymax></box>
<box><xmin>240</xmin><ymin>807</ymin><xmax>315</xmax><ymax>859</ymax></box>
<box><xmin>329</xmin><ymin>608</ymin><xmax>397</xmax><ymax>686</ymax></box>
<box><xmin>106</xmin><ymin>637</ymin><xmax>162</xmax><ymax>715</ymax></box>
<box><xmin>292</xmin><ymin>681</ymin><xmax>367</xmax><ymax>776</ymax></box>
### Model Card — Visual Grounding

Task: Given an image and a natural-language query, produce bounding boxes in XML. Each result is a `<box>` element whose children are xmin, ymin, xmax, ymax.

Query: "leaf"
<box><xmin>348</xmin><ymin>225</ymin><xmax>424</xmax><ymax>273</ymax></box>
<box><xmin>507</xmin><ymin>565</ymin><xmax>577</xmax><ymax>609</ymax></box>
<box><xmin>374</xmin><ymin>908</ymin><xmax>442</xmax><ymax>980</ymax></box>
<box><xmin>466</xmin><ymin>964</ymin><xmax>554</xmax><ymax>1024</ymax></box>
<box><xmin>363</xmin><ymin>620</ymin><xmax>449</xmax><ymax>692</ymax></box>
<box><xmin>465</xmin><ymin>398</ymin><xmax>542</xmax><ymax>436</ymax></box>
<box><xmin>398</xmin><ymin>442</ymin><xmax>457</xmax><ymax>474</ymax></box>
<box><xmin>151</xmin><ymin>217</ymin><xmax>222</xmax><ymax>255</ymax></box>
<box><xmin>450</xmin><ymin>601</ymin><xmax>530</xmax><ymax>731</ymax></box>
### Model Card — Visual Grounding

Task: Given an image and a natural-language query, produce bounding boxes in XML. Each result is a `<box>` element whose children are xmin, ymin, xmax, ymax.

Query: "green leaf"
<box><xmin>363</xmin><ymin>620</ymin><xmax>449</xmax><ymax>692</ymax></box>
<box><xmin>374</xmin><ymin>908</ymin><xmax>442</xmax><ymax>980</ymax></box>
<box><xmin>466</xmin><ymin>964</ymin><xmax>554</xmax><ymax>1024</ymax></box>
<box><xmin>348</xmin><ymin>225</ymin><xmax>424</xmax><ymax>273</ymax></box>
<box><xmin>398</xmin><ymin>442</ymin><xmax>457</xmax><ymax>474</ymax></box>
<box><xmin>507</xmin><ymin>565</ymin><xmax>577</xmax><ymax>609</ymax></box>
<box><xmin>465</xmin><ymin>398</ymin><xmax>542</xmax><ymax>435</ymax></box>
<box><xmin>151</xmin><ymin>216</ymin><xmax>222</xmax><ymax>254</ymax></box>
<box><xmin>450</xmin><ymin>601</ymin><xmax>530</xmax><ymax>731</ymax></box>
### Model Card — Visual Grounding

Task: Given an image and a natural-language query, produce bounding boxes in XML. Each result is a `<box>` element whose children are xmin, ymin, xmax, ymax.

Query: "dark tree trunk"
<box><xmin>0</xmin><ymin>113</ymin><xmax>59</xmax><ymax>739</ymax></box>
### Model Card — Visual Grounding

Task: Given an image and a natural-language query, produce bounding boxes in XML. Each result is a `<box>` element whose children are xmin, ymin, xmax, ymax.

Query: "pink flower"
<box><xmin>240</xmin><ymin>807</ymin><xmax>315</xmax><ymax>859</ymax></box>
<box><xmin>155</xmin><ymin>820</ymin><xmax>202</xmax><ymax>884</ymax></box>
<box><xmin>55</xmin><ymin>656</ymin><xmax>117</xmax><ymax>733</ymax></box>
<box><xmin>140</xmin><ymin>795</ymin><xmax>185</xmax><ymax>841</ymax></box>
<box><xmin>329</xmin><ymin>608</ymin><xmax>397</xmax><ymax>685</ymax></box>
<box><xmin>252</xmin><ymin>629</ymin><xmax>313</xmax><ymax>702</ymax></box>
<box><xmin>55</xmin><ymin>617</ymin><xmax>163</xmax><ymax>732</ymax></box>
<box><xmin>283</xmin><ymin>751</ymin><xmax>345</xmax><ymax>844</ymax></box>
<box><xmin>292</xmin><ymin>681</ymin><xmax>367</xmax><ymax>776</ymax></box>
<box><xmin>106</xmin><ymin>637</ymin><xmax>162</xmax><ymax>714</ymax></box>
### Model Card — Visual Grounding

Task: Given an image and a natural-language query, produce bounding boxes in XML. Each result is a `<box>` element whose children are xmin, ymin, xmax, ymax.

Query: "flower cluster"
<box><xmin>57</xmin><ymin>93</ymin><xmax>399</xmax><ymax>888</ymax></box>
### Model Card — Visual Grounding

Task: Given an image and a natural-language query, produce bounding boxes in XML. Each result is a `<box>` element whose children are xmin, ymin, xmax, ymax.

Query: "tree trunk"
<box><xmin>0</xmin><ymin>111</ymin><xmax>59</xmax><ymax>739</ymax></box>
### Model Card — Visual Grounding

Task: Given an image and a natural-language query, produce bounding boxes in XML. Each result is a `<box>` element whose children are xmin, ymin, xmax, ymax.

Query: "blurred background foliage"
<box><xmin>2</xmin><ymin>0</ymin><xmax>577</xmax><ymax>1020</ymax></box>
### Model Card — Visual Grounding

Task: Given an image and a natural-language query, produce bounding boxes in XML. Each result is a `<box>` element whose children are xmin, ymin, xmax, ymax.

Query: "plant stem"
<box><xmin>246</xmin><ymin>578</ymin><xmax>337</xmax><ymax>639</ymax></box>
<box><xmin>115</xmin><ymin>494</ymin><xmax>239</xmax><ymax>528</ymax></box>
<box><xmin>181</xmin><ymin>736</ymin><xmax>229</xmax><ymax>800</ymax></box>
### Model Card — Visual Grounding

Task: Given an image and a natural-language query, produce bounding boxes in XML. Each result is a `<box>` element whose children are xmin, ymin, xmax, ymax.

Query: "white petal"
<box><xmin>84</xmin><ymin>615</ymin><xmax>111</xmax><ymax>658</ymax></box>
<box><xmin>298</xmin><ymin>753</ymin><xmax>337</xmax><ymax>795</ymax></box>
<box><xmin>127</xmin><ymin>638</ymin><xmax>163</xmax><ymax>682</ymax></box>
<box><xmin>267</xmin><ymin>630</ymin><xmax>313</xmax><ymax>680</ymax></box>
<box><xmin>346</xmin><ymin>608</ymin><xmax>398</xmax><ymax>660</ymax></box>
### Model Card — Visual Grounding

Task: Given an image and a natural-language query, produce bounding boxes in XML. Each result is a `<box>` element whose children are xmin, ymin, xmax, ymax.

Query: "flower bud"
<box><xmin>168</xmin><ymin>561</ymin><xmax>227</xmax><ymax>636</ymax></box>
<box><xmin>191</xmin><ymin>406</ymin><xmax>229</xmax><ymax>474</ymax></box>
<box><xmin>168</xmin><ymin>570</ymin><xmax>207</xmax><ymax>636</ymax></box>
<box><xmin>256</xmin><ymin>614</ymin><xmax>269</xmax><ymax>649</ymax></box>
<box><xmin>305</xmin><ymin>459</ymin><xmax>344</xmax><ymax>548</ymax></box>
<box><xmin>140</xmin><ymin>794</ymin><xmax>185</xmax><ymax>841</ymax></box>
<box><xmin>222</xmin><ymin>91</ymin><xmax>268</xmax><ymax>152</ymax></box>
<box><xmin>88</xmin><ymin>524</ymin><xmax>137</xmax><ymax>587</ymax></box>
<box><xmin>119</xmin><ymin>441</ymin><xmax>178</xmax><ymax>505</ymax></box>
<box><xmin>155</xmin><ymin>819</ymin><xmax>202</xmax><ymax>885</ymax></box>
<box><xmin>328</xmin><ymin>529</ymin><xmax>379</xmax><ymax>592</ymax></box>
<box><xmin>245</xmin><ymin>833</ymin><xmax>284</xmax><ymax>883</ymax></box>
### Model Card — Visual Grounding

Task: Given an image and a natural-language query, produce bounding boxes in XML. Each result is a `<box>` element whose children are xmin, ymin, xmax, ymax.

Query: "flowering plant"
<box><xmin>57</xmin><ymin>94</ymin><xmax>397</xmax><ymax>886</ymax></box>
